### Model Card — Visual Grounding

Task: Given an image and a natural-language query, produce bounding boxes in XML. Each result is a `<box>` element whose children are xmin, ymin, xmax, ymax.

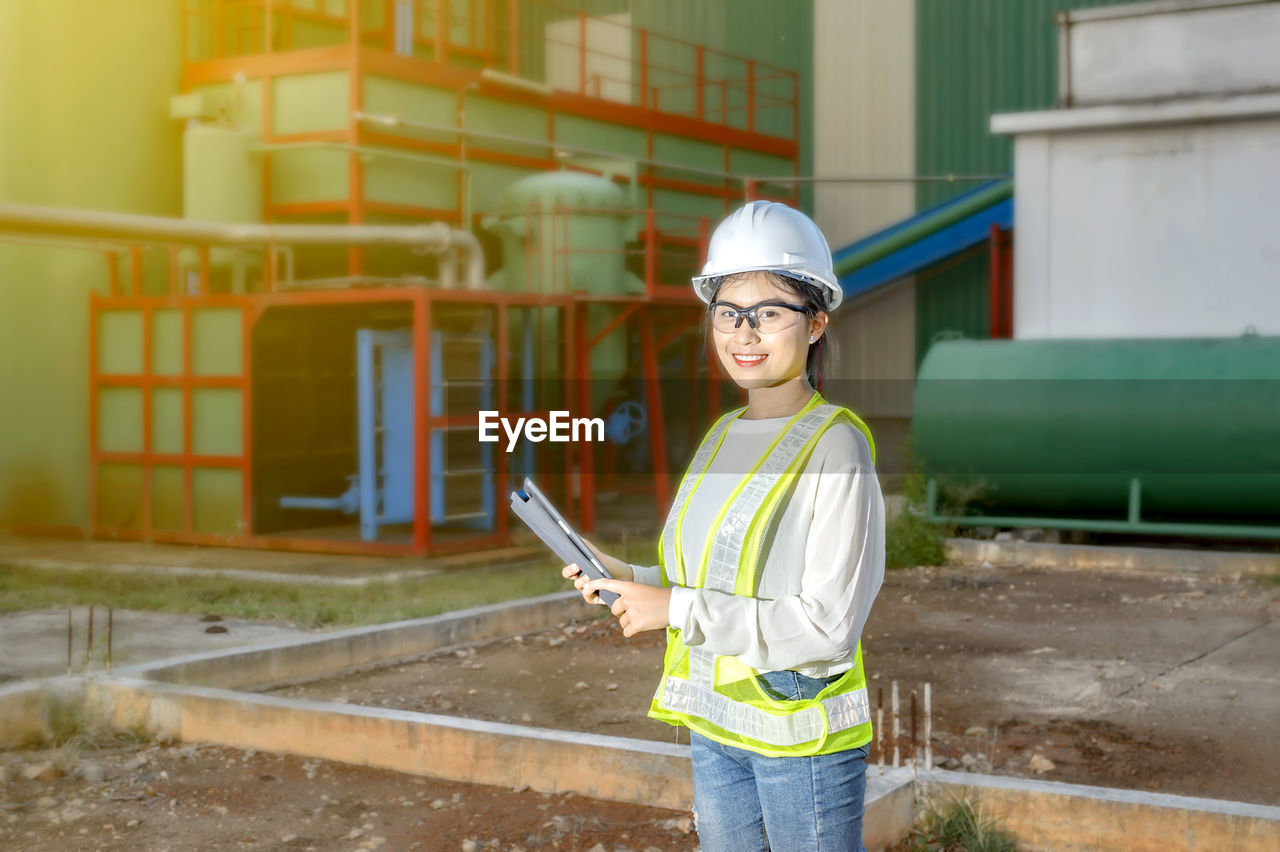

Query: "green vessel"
<box><xmin>913</xmin><ymin>336</ymin><xmax>1280</xmax><ymax>533</ymax></box>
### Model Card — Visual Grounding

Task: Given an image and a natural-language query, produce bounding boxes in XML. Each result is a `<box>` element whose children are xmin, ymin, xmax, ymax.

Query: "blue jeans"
<box><xmin>690</xmin><ymin>669</ymin><xmax>868</xmax><ymax>852</ymax></box>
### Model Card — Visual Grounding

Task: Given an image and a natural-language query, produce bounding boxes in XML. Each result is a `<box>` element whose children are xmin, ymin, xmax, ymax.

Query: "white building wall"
<box><xmin>1005</xmin><ymin>108</ymin><xmax>1280</xmax><ymax>339</ymax></box>
<box><xmin>812</xmin><ymin>0</ymin><xmax>915</xmax><ymax>249</ymax></box>
<box><xmin>1063</xmin><ymin>0</ymin><xmax>1280</xmax><ymax>106</ymax></box>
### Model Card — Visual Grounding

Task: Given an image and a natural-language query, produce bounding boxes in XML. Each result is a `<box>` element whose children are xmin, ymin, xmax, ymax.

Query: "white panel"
<box><xmin>812</xmin><ymin>0</ymin><xmax>915</xmax><ymax>249</ymax></box>
<box><xmin>1067</xmin><ymin>1</ymin><xmax>1280</xmax><ymax>106</ymax></box>
<box><xmin>546</xmin><ymin>13</ymin><xmax>632</xmax><ymax>104</ymax></box>
<box><xmin>830</xmin><ymin>280</ymin><xmax>916</xmax><ymax>418</ymax></box>
<box><xmin>1011</xmin><ymin>135</ymin><xmax>1052</xmax><ymax>339</ymax></box>
<box><xmin>1012</xmin><ymin>117</ymin><xmax>1280</xmax><ymax>339</ymax></box>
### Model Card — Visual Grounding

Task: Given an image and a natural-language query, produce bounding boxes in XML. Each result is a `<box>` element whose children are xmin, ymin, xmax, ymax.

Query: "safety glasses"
<box><xmin>708</xmin><ymin>300</ymin><xmax>807</xmax><ymax>334</ymax></box>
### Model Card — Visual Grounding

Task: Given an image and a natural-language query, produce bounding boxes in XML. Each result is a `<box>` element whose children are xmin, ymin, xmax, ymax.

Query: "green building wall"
<box><xmin>0</xmin><ymin>0</ymin><xmax>183</xmax><ymax>531</ymax></box>
<box><xmin>911</xmin><ymin>0</ymin><xmax>1132</xmax><ymax>364</ymax></box>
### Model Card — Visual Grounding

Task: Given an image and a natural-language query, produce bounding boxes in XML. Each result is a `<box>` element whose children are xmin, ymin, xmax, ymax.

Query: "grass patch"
<box><xmin>887</xmin><ymin>511</ymin><xmax>949</xmax><ymax>570</ymax></box>
<box><xmin>905</xmin><ymin>794</ymin><xmax>1018</xmax><ymax>851</ymax></box>
<box><xmin>44</xmin><ymin>694</ymin><xmax>149</xmax><ymax>751</ymax></box>
<box><xmin>885</xmin><ymin>440</ymin><xmax>990</xmax><ymax>570</ymax></box>
<box><xmin>886</xmin><ymin>439</ymin><xmax>951</xmax><ymax>569</ymax></box>
<box><xmin>0</xmin><ymin>558</ymin><xmax>571</xmax><ymax>629</ymax></box>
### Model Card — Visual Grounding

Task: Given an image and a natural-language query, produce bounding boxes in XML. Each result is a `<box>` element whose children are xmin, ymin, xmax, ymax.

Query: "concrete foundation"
<box><xmin>919</xmin><ymin>769</ymin><xmax>1280</xmax><ymax>852</ymax></box>
<box><xmin>948</xmin><ymin>538</ymin><xmax>1280</xmax><ymax>579</ymax></box>
<box><xmin>121</xmin><ymin>592</ymin><xmax>586</xmax><ymax>690</ymax></box>
<box><xmin>0</xmin><ymin>681</ymin><xmax>54</xmax><ymax>748</ymax></box>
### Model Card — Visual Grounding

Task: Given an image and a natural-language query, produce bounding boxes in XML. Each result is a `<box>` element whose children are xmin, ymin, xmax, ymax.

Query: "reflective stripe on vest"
<box><xmin>661</xmin><ymin>673</ymin><xmax>872</xmax><ymax>746</ymax></box>
<box><xmin>684</xmin><ymin>399</ymin><xmax>835</xmax><ymax>688</ymax></box>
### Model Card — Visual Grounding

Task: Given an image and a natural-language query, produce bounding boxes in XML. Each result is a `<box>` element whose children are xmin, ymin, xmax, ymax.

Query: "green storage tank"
<box><xmin>913</xmin><ymin>336</ymin><xmax>1280</xmax><ymax>527</ymax></box>
<box><xmin>486</xmin><ymin>170</ymin><xmax>643</xmax><ymax>389</ymax></box>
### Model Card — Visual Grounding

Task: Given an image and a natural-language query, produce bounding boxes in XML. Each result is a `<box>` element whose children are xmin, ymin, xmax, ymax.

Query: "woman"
<box><xmin>564</xmin><ymin>200</ymin><xmax>885</xmax><ymax>851</ymax></box>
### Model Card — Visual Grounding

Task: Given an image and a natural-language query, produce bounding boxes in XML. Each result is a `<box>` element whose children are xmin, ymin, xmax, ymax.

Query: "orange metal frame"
<box><xmin>181</xmin><ymin>0</ymin><xmax>801</xmax><ymax>264</ymax></box>
<box><xmin>95</xmin><ymin>252</ymin><xmax>546</xmax><ymax>556</ymax></box>
<box><xmin>86</xmin><ymin>1</ymin><xmax>792</xmax><ymax>555</ymax></box>
<box><xmin>87</xmin><ymin>239</ymin><xmax>707</xmax><ymax>556</ymax></box>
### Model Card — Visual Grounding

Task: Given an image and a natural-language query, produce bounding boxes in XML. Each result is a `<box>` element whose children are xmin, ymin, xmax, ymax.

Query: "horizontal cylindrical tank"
<box><xmin>913</xmin><ymin>336</ymin><xmax>1280</xmax><ymax>521</ymax></box>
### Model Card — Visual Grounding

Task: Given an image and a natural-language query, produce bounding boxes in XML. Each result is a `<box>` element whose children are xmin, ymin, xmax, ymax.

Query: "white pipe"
<box><xmin>924</xmin><ymin>682</ymin><xmax>932</xmax><ymax>770</ymax></box>
<box><xmin>480</xmin><ymin>68</ymin><xmax>554</xmax><ymax>97</ymax></box>
<box><xmin>891</xmin><ymin>680</ymin><xmax>900</xmax><ymax>769</ymax></box>
<box><xmin>0</xmin><ymin>202</ymin><xmax>485</xmax><ymax>290</ymax></box>
<box><xmin>876</xmin><ymin>706</ymin><xmax>884</xmax><ymax>774</ymax></box>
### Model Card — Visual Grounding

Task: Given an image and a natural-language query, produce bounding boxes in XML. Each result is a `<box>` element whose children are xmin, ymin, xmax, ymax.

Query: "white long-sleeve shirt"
<box><xmin>631</xmin><ymin>413</ymin><xmax>885</xmax><ymax>678</ymax></box>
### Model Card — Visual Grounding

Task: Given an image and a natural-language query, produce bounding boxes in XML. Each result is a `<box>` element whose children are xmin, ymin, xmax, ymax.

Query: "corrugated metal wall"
<box><xmin>912</xmin><ymin>0</ymin><xmax>1131</xmax><ymax>365</ymax></box>
<box><xmin>832</xmin><ymin>280</ymin><xmax>917</xmax><ymax>418</ymax></box>
<box><xmin>915</xmin><ymin>249</ymin><xmax>991</xmax><ymax>367</ymax></box>
<box><xmin>813</xmin><ymin>0</ymin><xmax>915</xmax><ymax>249</ymax></box>
<box><xmin>914</xmin><ymin>0</ymin><xmax>1132</xmax><ymax>209</ymax></box>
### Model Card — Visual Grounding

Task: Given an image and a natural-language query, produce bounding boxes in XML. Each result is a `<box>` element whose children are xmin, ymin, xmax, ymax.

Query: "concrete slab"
<box><xmin>121</xmin><ymin>592</ymin><xmax>584</xmax><ymax>691</ymax></box>
<box><xmin>948</xmin><ymin>538</ymin><xmax>1280</xmax><ymax>579</ymax></box>
<box><xmin>0</xmin><ymin>608</ymin><xmax>318</xmax><ymax>682</ymax></box>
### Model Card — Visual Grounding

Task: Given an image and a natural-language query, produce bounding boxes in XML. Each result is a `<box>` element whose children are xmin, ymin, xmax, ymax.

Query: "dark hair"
<box><xmin>707</xmin><ymin>271</ymin><xmax>835</xmax><ymax>389</ymax></box>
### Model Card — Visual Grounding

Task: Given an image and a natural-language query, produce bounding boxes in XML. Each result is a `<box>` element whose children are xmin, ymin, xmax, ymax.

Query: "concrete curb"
<box><xmin>85</xmin><ymin>676</ymin><xmax>697</xmax><ymax>811</ymax></box>
<box><xmin>119</xmin><ymin>591</ymin><xmax>586</xmax><ymax>690</ymax></box>
<box><xmin>919</xmin><ymin>768</ymin><xmax>1280</xmax><ymax>852</ymax></box>
<box><xmin>947</xmin><ymin>538</ymin><xmax>1280</xmax><ymax>578</ymax></box>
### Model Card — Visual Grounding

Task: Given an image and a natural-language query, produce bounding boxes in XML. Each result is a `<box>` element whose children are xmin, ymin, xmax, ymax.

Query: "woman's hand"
<box><xmin>582</xmin><ymin>578</ymin><xmax>671</xmax><ymax>637</ymax></box>
<box><xmin>562</xmin><ymin>561</ymin><xmax>604</xmax><ymax>605</ymax></box>
<box><xmin>561</xmin><ymin>539</ymin><xmax>634</xmax><ymax>605</ymax></box>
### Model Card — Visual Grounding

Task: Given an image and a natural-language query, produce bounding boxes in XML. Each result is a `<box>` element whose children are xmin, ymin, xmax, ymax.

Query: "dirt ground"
<box><xmin>3</xmin><ymin>564</ymin><xmax>1277</xmax><ymax>850</ymax></box>
<box><xmin>268</xmin><ymin>565</ymin><xmax>1280</xmax><ymax>805</ymax></box>
<box><xmin>0</xmin><ymin>741</ymin><xmax>697</xmax><ymax>852</ymax></box>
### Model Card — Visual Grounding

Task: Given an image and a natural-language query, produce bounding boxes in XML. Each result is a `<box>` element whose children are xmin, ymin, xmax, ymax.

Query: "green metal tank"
<box><xmin>913</xmin><ymin>336</ymin><xmax>1280</xmax><ymax>523</ymax></box>
<box><xmin>486</xmin><ymin>170</ymin><xmax>644</xmax><ymax>389</ymax></box>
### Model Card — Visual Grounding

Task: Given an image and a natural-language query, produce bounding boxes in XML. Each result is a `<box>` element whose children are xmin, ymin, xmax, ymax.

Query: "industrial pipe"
<box><xmin>832</xmin><ymin>179</ymin><xmax>1012</xmax><ymax>279</ymax></box>
<box><xmin>0</xmin><ymin>202</ymin><xmax>486</xmax><ymax>290</ymax></box>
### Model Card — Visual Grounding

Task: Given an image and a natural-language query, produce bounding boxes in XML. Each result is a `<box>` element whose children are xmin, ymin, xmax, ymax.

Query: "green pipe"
<box><xmin>833</xmin><ymin>178</ymin><xmax>1012</xmax><ymax>277</ymax></box>
<box><xmin>923</xmin><ymin>476</ymin><xmax>1280</xmax><ymax>540</ymax></box>
<box><xmin>925</xmin><ymin>513</ymin><xmax>1280</xmax><ymax>542</ymax></box>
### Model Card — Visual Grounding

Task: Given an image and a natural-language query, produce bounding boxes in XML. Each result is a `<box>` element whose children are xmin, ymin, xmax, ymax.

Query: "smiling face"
<box><xmin>710</xmin><ymin>271</ymin><xmax>826</xmax><ymax>392</ymax></box>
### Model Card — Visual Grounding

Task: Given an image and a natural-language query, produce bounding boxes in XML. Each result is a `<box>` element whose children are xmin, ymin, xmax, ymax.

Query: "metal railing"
<box><xmin>181</xmin><ymin>0</ymin><xmax>798</xmax><ymax>140</ymax></box>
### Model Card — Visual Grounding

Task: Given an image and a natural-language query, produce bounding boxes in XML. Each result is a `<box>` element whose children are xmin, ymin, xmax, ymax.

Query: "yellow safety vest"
<box><xmin>648</xmin><ymin>392</ymin><xmax>877</xmax><ymax>757</ymax></box>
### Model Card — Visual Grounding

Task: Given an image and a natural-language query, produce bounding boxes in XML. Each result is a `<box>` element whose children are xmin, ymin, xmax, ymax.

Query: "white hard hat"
<box><xmin>692</xmin><ymin>200</ymin><xmax>842</xmax><ymax>310</ymax></box>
